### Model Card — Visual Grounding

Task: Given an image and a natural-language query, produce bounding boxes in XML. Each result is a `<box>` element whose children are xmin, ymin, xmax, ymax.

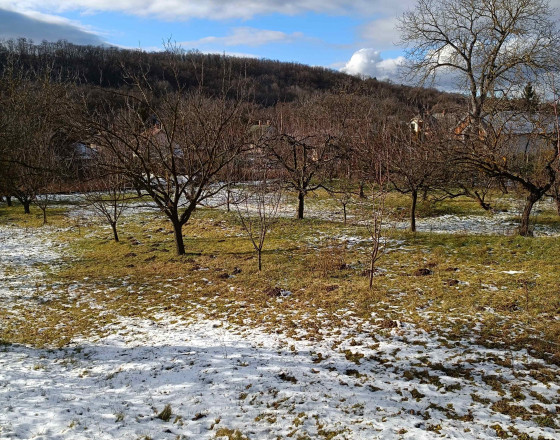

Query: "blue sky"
<box><xmin>0</xmin><ymin>1</ymin><xmax>413</xmax><ymax>80</ymax></box>
<box><xmin>2</xmin><ymin>0</ymin><xmax>559</xmax><ymax>84</ymax></box>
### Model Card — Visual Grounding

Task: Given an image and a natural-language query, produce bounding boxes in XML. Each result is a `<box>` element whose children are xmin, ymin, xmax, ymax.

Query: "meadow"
<box><xmin>1</xmin><ymin>190</ymin><xmax>559</xmax><ymax>439</ymax></box>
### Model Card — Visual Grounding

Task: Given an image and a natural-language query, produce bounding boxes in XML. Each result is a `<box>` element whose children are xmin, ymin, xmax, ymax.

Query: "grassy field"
<box><xmin>2</xmin><ymin>191</ymin><xmax>559</xmax><ymax>359</ymax></box>
<box><xmin>1</xmin><ymin>191</ymin><xmax>559</xmax><ymax>439</ymax></box>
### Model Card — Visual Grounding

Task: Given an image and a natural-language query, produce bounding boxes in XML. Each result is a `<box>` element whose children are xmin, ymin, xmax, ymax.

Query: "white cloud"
<box><xmin>341</xmin><ymin>48</ymin><xmax>405</xmax><ymax>81</ymax></box>
<box><xmin>0</xmin><ymin>8</ymin><xmax>103</xmax><ymax>44</ymax></box>
<box><xmin>182</xmin><ymin>28</ymin><xmax>304</xmax><ymax>48</ymax></box>
<box><xmin>360</xmin><ymin>16</ymin><xmax>401</xmax><ymax>51</ymax></box>
<box><xmin>7</xmin><ymin>0</ymin><xmax>558</xmax><ymax>21</ymax></box>
<box><xmin>340</xmin><ymin>47</ymin><xmax>466</xmax><ymax>92</ymax></box>
<box><xmin>0</xmin><ymin>0</ymin><xmax>374</xmax><ymax>20</ymax></box>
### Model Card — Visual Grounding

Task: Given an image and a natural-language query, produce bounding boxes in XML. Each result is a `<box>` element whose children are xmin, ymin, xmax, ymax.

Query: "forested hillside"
<box><xmin>0</xmin><ymin>38</ymin><xmax>463</xmax><ymax>109</ymax></box>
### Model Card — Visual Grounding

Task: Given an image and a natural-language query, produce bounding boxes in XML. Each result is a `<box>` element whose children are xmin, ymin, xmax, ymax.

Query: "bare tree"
<box><xmin>264</xmin><ymin>95</ymin><xmax>341</xmax><ymax>219</ymax></box>
<box><xmin>324</xmin><ymin>92</ymin><xmax>385</xmax><ymax>224</ymax></box>
<box><xmin>349</xmin><ymin>105</ymin><xmax>391</xmax><ymax>288</ymax></box>
<box><xmin>399</xmin><ymin>0</ymin><xmax>560</xmax><ymax>235</ymax></box>
<box><xmin>362</xmin><ymin>155</ymin><xmax>391</xmax><ymax>289</ymax></box>
<box><xmin>347</xmin><ymin>92</ymin><xmax>401</xmax><ymax>200</ymax></box>
<box><xmin>0</xmin><ymin>60</ymin><xmax>70</xmax><ymax>217</ymax></box>
<box><xmin>388</xmin><ymin>113</ymin><xmax>450</xmax><ymax>232</ymax></box>
<box><xmin>33</xmin><ymin>177</ymin><xmax>58</xmax><ymax>225</ymax></box>
<box><xmin>367</xmin><ymin>185</ymin><xmax>387</xmax><ymax>289</ymax></box>
<box><xmin>547</xmin><ymin>80</ymin><xmax>560</xmax><ymax>216</ymax></box>
<box><xmin>219</xmin><ymin>155</ymin><xmax>245</xmax><ymax>212</ymax></box>
<box><xmin>448</xmin><ymin>170</ymin><xmax>503</xmax><ymax>212</ymax></box>
<box><xmin>327</xmin><ymin>180</ymin><xmax>356</xmax><ymax>226</ymax></box>
<box><xmin>82</xmin><ymin>59</ymin><xmax>255</xmax><ymax>255</ymax></box>
<box><xmin>461</xmin><ymin>111</ymin><xmax>558</xmax><ymax>235</ymax></box>
<box><xmin>399</xmin><ymin>0</ymin><xmax>560</xmax><ymax>122</ymax></box>
<box><xmin>81</xmin><ymin>152</ymin><xmax>135</xmax><ymax>242</ymax></box>
<box><xmin>234</xmin><ymin>169</ymin><xmax>283</xmax><ymax>271</ymax></box>
<box><xmin>83</xmin><ymin>185</ymin><xmax>129</xmax><ymax>242</ymax></box>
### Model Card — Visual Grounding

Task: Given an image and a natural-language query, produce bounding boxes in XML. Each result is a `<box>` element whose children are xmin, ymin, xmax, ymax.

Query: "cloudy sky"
<box><xmin>1</xmin><ymin>0</ymin><xmax>559</xmax><ymax>84</ymax></box>
<box><xmin>0</xmin><ymin>1</ymin><xmax>416</xmax><ymax>80</ymax></box>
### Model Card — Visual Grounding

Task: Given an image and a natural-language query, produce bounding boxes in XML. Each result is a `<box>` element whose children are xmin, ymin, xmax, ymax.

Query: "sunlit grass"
<box><xmin>1</xmin><ymin>194</ymin><xmax>559</xmax><ymax>364</ymax></box>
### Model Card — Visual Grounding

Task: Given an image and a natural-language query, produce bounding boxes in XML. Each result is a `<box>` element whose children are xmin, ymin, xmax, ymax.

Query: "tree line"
<box><xmin>0</xmin><ymin>38</ymin><xmax>461</xmax><ymax>108</ymax></box>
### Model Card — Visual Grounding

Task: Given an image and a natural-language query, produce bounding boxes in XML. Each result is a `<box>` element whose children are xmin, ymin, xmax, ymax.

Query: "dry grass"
<box><xmin>1</xmin><ymin>194</ymin><xmax>560</xmax><ymax>365</ymax></box>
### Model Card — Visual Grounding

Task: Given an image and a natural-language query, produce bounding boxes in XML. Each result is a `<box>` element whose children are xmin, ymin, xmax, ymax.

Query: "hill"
<box><xmin>0</xmin><ymin>38</ymin><xmax>464</xmax><ymax>110</ymax></box>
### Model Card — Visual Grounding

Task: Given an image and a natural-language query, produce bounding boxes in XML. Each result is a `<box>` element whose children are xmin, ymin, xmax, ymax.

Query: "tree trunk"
<box><xmin>359</xmin><ymin>181</ymin><xmax>366</xmax><ymax>199</ymax></box>
<box><xmin>6</xmin><ymin>196</ymin><xmax>12</xmax><ymax>207</ymax></box>
<box><xmin>342</xmin><ymin>203</ymin><xmax>347</xmax><ymax>225</ymax></box>
<box><xmin>41</xmin><ymin>207</ymin><xmax>47</xmax><ymax>225</ymax></box>
<box><xmin>473</xmin><ymin>190</ymin><xmax>491</xmax><ymax>211</ymax></box>
<box><xmin>519</xmin><ymin>192</ymin><xmax>540</xmax><ymax>237</ymax></box>
<box><xmin>478</xmin><ymin>199</ymin><xmax>492</xmax><ymax>211</ymax></box>
<box><xmin>258</xmin><ymin>249</ymin><xmax>262</xmax><ymax>271</ymax></box>
<box><xmin>111</xmin><ymin>221</ymin><xmax>119</xmax><ymax>242</ymax></box>
<box><xmin>297</xmin><ymin>191</ymin><xmax>305</xmax><ymax>219</ymax></box>
<box><xmin>172</xmin><ymin>220</ymin><xmax>186</xmax><ymax>255</ymax></box>
<box><xmin>23</xmin><ymin>200</ymin><xmax>31</xmax><ymax>214</ymax></box>
<box><xmin>552</xmin><ymin>190</ymin><xmax>560</xmax><ymax>216</ymax></box>
<box><xmin>369</xmin><ymin>248</ymin><xmax>377</xmax><ymax>289</ymax></box>
<box><xmin>410</xmin><ymin>189</ymin><xmax>418</xmax><ymax>232</ymax></box>
<box><xmin>226</xmin><ymin>187</ymin><xmax>231</xmax><ymax>212</ymax></box>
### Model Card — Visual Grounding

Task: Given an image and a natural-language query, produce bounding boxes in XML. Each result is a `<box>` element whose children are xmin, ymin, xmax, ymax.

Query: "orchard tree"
<box><xmin>234</xmin><ymin>165</ymin><xmax>283</xmax><ymax>272</ymax></box>
<box><xmin>81</xmin><ymin>151</ymin><xmax>135</xmax><ymax>242</ymax></box>
<box><xmin>399</xmin><ymin>0</ymin><xmax>560</xmax><ymax>235</ymax></box>
<box><xmin>83</xmin><ymin>59</ymin><xmax>255</xmax><ymax>255</ymax></box>
<box><xmin>448</xmin><ymin>169</ymin><xmax>503</xmax><ymax>212</ymax></box>
<box><xmin>472</xmin><ymin>111</ymin><xmax>558</xmax><ymax>235</ymax></box>
<box><xmin>348</xmin><ymin>91</ymin><xmax>402</xmax><ymax>199</ymax></box>
<box><xmin>387</xmin><ymin>112</ymin><xmax>451</xmax><ymax>232</ymax></box>
<box><xmin>0</xmin><ymin>60</ymin><xmax>70</xmax><ymax>217</ymax></box>
<box><xmin>264</xmin><ymin>94</ymin><xmax>342</xmax><ymax>219</ymax></box>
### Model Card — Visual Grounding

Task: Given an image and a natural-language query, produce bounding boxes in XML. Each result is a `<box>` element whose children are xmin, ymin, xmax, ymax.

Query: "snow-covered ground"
<box><xmin>50</xmin><ymin>190</ymin><xmax>560</xmax><ymax>236</ymax></box>
<box><xmin>394</xmin><ymin>212</ymin><xmax>527</xmax><ymax>235</ymax></box>
<box><xmin>4</xmin><ymin>191</ymin><xmax>560</xmax><ymax>438</ymax></box>
<box><xmin>2</xmin><ymin>313</ymin><xmax>559</xmax><ymax>440</ymax></box>
<box><xmin>0</xmin><ymin>225</ymin><xmax>67</xmax><ymax>306</ymax></box>
<box><xmin>1</xmin><ymin>224</ymin><xmax>559</xmax><ymax>439</ymax></box>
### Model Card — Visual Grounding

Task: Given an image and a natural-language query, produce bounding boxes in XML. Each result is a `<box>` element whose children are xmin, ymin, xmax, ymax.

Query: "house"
<box><xmin>72</xmin><ymin>142</ymin><xmax>98</xmax><ymax>161</ymax></box>
<box><xmin>135</xmin><ymin>121</ymin><xmax>186</xmax><ymax>175</ymax></box>
<box><xmin>410</xmin><ymin>111</ymin><xmax>457</xmax><ymax>140</ymax></box>
<box><xmin>411</xmin><ymin>108</ymin><xmax>558</xmax><ymax>155</ymax></box>
<box><xmin>453</xmin><ymin>115</ymin><xmax>489</xmax><ymax>140</ymax></box>
<box><xmin>453</xmin><ymin>111</ymin><xmax>559</xmax><ymax>155</ymax></box>
<box><xmin>69</xmin><ymin>142</ymin><xmax>99</xmax><ymax>177</ymax></box>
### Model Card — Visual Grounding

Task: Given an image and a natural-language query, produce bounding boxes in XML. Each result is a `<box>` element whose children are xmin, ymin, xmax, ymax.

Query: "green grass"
<box><xmin>1</xmin><ymin>195</ymin><xmax>559</xmax><ymax>365</ymax></box>
<box><xmin>0</xmin><ymin>203</ymin><xmax>71</xmax><ymax>227</ymax></box>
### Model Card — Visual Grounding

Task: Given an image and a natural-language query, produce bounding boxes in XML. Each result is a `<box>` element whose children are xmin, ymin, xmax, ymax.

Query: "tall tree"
<box><xmin>264</xmin><ymin>94</ymin><xmax>342</xmax><ymax>219</ymax></box>
<box><xmin>399</xmin><ymin>0</ymin><xmax>560</xmax><ymax>122</ymax></box>
<box><xmin>399</xmin><ymin>0</ymin><xmax>560</xmax><ymax>235</ymax></box>
<box><xmin>82</xmin><ymin>59</ymin><xmax>255</xmax><ymax>255</ymax></box>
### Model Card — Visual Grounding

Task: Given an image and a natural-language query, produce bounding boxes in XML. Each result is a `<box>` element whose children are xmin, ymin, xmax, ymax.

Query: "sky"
<box><xmin>0</xmin><ymin>0</ymin><xmax>414</xmax><ymax>81</ymax></box>
<box><xmin>0</xmin><ymin>0</ymin><xmax>559</xmax><ymax>86</ymax></box>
